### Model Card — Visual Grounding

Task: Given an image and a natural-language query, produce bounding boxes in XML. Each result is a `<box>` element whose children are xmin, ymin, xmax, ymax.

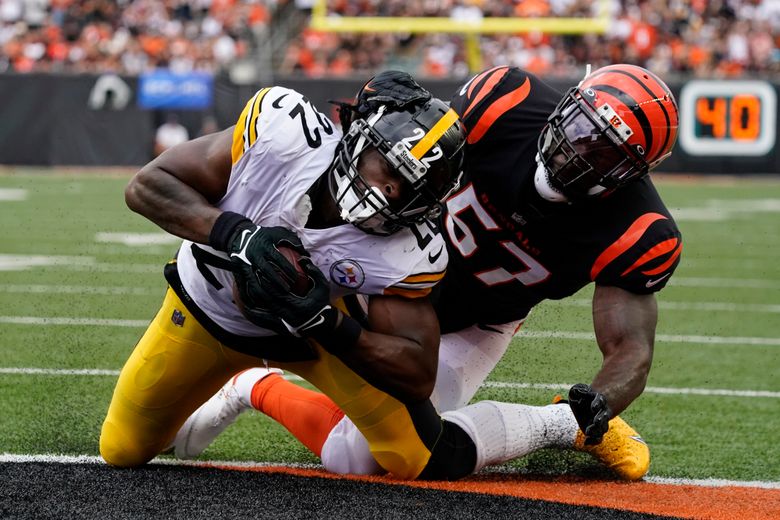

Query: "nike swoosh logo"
<box><xmin>428</xmin><ymin>246</ymin><xmax>444</xmax><ymax>263</ymax></box>
<box><xmin>300</xmin><ymin>314</ymin><xmax>326</xmax><ymax>332</ymax></box>
<box><xmin>272</xmin><ymin>93</ymin><xmax>288</xmax><ymax>108</ymax></box>
<box><xmin>630</xmin><ymin>435</ymin><xmax>647</xmax><ymax>446</ymax></box>
<box><xmin>459</xmin><ymin>75</ymin><xmax>477</xmax><ymax>96</ymax></box>
<box><xmin>229</xmin><ymin>229</ymin><xmax>257</xmax><ymax>266</ymax></box>
<box><xmin>645</xmin><ymin>273</ymin><xmax>671</xmax><ymax>288</ymax></box>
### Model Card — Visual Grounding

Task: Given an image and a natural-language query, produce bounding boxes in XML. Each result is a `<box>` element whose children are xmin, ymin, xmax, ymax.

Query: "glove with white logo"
<box><xmin>568</xmin><ymin>383</ymin><xmax>613</xmax><ymax>445</ymax></box>
<box><xmin>251</xmin><ymin>257</ymin><xmax>364</xmax><ymax>351</ymax></box>
<box><xmin>253</xmin><ymin>257</ymin><xmax>335</xmax><ymax>333</ymax></box>
<box><xmin>208</xmin><ymin>211</ymin><xmax>306</xmax><ymax>327</ymax></box>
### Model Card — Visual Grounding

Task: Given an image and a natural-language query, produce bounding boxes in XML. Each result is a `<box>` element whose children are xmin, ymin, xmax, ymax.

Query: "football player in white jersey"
<box><xmin>99</xmin><ymin>80</ymin><xmax>467</xmax><ymax>472</ymax></box>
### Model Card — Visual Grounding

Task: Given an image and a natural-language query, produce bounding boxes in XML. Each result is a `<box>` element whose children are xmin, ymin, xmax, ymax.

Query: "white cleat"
<box><xmin>173</xmin><ymin>367</ymin><xmax>283</xmax><ymax>459</ymax></box>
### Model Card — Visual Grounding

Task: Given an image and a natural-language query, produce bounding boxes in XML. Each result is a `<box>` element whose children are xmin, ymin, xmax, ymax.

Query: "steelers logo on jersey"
<box><xmin>330</xmin><ymin>259</ymin><xmax>365</xmax><ymax>290</ymax></box>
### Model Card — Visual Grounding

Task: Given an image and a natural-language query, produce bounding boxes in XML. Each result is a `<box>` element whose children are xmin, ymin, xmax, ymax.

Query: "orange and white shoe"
<box><xmin>574</xmin><ymin>415</ymin><xmax>650</xmax><ymax>481</ymax></box>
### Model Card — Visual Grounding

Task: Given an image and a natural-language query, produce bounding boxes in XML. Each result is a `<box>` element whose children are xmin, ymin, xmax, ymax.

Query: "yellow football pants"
<box><xmin>100</xmin><ymin>288</ymin><xmax>431</xmax><ymax>478</ymax></box>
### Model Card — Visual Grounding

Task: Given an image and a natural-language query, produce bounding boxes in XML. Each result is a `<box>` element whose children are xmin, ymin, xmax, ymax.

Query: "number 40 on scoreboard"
<box><xmin>679</xmin><ymin>80</ymin><xmax>777</xmax><ymax>156</ymax></box>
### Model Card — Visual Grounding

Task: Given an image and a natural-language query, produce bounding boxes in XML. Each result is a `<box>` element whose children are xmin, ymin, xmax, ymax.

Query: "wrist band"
<box><xmin>313</xmin><ymin>313</ymin><xmax>363</xmax><ymax>354</ymax></box>
<box><xmin>209</xmin><ymin>211</ymin><xmax>253</xmax><ymax>251</ymax></box>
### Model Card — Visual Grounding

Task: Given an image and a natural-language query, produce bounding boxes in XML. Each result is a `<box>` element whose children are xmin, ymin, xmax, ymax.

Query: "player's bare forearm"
<box><xmin>337</xmin><ymin>295</ymin><xmax>440</xmax><ymax>403</ymax></box>
<box><xmin>125</xmin><ymin>128</ymin><xmax>234</xmax><ymax>243</ymax></box>
<box><xmin>590</xmin><ymin>285</ymin><xmax>657</xmax><ymax>416</ymax></box>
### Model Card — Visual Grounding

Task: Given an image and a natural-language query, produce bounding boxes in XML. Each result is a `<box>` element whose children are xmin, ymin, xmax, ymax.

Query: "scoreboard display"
<box><xmin>679</xmin><ymin>80</ymin><xmax>777</xmax><ymax>156</ymax></box>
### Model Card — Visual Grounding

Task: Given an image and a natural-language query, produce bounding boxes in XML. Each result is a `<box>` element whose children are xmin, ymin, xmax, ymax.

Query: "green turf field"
<box><xmin>1</xmin><ymin>172</ymin><xmax>778</xmax><ymax>482</ymax></box>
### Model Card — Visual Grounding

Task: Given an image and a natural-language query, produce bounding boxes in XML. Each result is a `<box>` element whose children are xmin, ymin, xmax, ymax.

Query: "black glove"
<box><xmin>208</xmin><ymin>211</ymin><xmax>308</xmax><ymax>330</ymax></box>
<box><xmin>251</xmin><ymin>256</ymin><xmax>335</xmax><ymax>334</ymax></box>
<box><xmin>568</xmin><ymin>383</ymin><xmax>613</xmax><ymax>445</ymax></box>
<box><xmin>250</xmin><ymin>257</ymin><xmax>363</xmax><ymax>351</ymax></box>
<box><xmin>331</xmin><ymin>70</ymin><xmax>432</xmax><ymax>131</ymax></box>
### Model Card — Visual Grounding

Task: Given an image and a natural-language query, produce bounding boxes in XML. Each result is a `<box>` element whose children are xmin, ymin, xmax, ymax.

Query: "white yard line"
<box><xmin>670</xmin><ymin>277</ymin><xmax>780</xmax><ymax>289</ymax></box>
<box><xmin>2</xmin><ymin>316</ymin><xmax>779</xmax><ymax>346</ymax></box>
<box><xmin>2</xmin><ymin>367</ymin><xmax>778</xmax><ymax>398</ymax></box>
<box><xmin>58</xmin><ymin>263</ymin><xmax>161</xmax><ymax>273</ymax></box>
<box><xmin>0</xmin><ymin>316</ymin><xmax>149</xmax><ymax>327</ymax></box>
<box><xmin>4</xmin><ymin>284</ymin><xmax>780</xmax><ymax>314</ymax></box>
<box><xmin>481</xmin><ymin>381</ymin><xmax>780</xmax><ymax>398</ymax></box>
<box><xmin>0</xmin><ymin>368</ymin><xmax>120</xmax><ymax>376</ymax></box>
<box><xmin>1</xmin><ymin>453</ymin><xmax>777</xmax><ymax>489</ymax></box>
<box><xmin>518</xmin><ymin>330</ymin><xmax>780</xmax><ymax>346</ymax></box>
<box><xmin>554</xmin><ymin>298</ymin><xmax>780</xmax><ymax>313</ymax></box>
<box><xmin>0</xmin><ymin>284</ymin><xmax>158</xmax><ymax>295</ymax></box>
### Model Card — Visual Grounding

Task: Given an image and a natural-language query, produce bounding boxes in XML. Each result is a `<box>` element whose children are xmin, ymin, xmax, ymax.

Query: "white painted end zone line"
<box><xmin>645</xmin><ymin>476</ymin><xmax>780</xmax><ymax>490</ymax></box>
<box><xmin>2</xmin><ymin>368</ymin><xmax>779</xmax><ymax>398</ymax></box>
<box><xmin>1</xmin><ymin>453</ymin><xmax>778</xmax><ymax>490</ymax></box>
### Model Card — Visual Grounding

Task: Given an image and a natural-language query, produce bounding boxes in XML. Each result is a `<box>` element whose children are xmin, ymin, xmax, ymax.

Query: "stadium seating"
<box><xmin>0</xmin><ymin>0</ymin><xmax>777</xmax><ymax>78</ymax></box>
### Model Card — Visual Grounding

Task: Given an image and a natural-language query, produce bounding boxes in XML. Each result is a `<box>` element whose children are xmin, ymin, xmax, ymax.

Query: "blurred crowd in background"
<box><xmin>0</xmin><ymin>0</ymin><xmax>271</xmax><ymax>74</ymax></box>
<box><xmin>1</xmin><ymin>0</ymin><xmax>779</xmax><ymax>78</ymax></box>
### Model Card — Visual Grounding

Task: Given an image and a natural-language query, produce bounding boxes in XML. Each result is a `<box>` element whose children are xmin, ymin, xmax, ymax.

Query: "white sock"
<box><xmin>231</xmin><ymin>367</ymin><xmax>281</xmax><ymax>408</ymax></box>
<box><xmin>442</xmin><ymin>402</ymin><xmax>578</xmax><ymax>473</ymax></box>
<box><xmin>321</xmin><ymin>416</ymin><xmax>383</xmax><ymax>475</ymax></box>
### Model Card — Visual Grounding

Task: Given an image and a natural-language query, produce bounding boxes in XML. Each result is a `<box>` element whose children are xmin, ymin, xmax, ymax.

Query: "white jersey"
<box><xmin>176</xmin><ymin>87</ymin><xmax>449</xmax><ymax>337</ymax></box>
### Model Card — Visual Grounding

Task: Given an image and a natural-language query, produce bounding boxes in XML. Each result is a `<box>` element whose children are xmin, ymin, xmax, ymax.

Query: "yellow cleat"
<box><xmin>574</xmin><ymin>415</ymin><xmax>650</xmax><ymax>481</ymax></box>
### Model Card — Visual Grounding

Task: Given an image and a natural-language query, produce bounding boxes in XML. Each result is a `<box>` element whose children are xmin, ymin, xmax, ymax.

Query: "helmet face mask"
<box><xmin>330</xmin><ymin>99</ymin><xmax>465</xmax><ymax>235</ymax></box>
<box><xmin>538</xmin><ymin>64</ymin><xmax>678</xmax><ymax>201</ymax></box>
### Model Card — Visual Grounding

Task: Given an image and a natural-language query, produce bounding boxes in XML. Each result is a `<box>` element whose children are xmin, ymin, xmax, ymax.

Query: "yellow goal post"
<box><xmin>309</xmin><ymin>0</ymin><xmax>611</xmax><ymax>72</ymax></box>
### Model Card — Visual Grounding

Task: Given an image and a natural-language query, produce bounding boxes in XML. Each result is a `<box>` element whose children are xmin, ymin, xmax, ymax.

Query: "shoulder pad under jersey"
<box><xmin>231</xmin><ymin>86</ymin><xmax>339</xmax><ymax>165</ymax></box>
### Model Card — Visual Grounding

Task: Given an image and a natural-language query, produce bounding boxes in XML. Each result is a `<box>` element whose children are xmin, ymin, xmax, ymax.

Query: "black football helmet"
<box><xmin>329</xmin><ymin>97</ymin><xmax>466</xmax><ymax>235</ymax></box>
<box><xmin>537</xmin><ymin>64</ymin><xmax>679</xmax><ymax>201</ymax></box>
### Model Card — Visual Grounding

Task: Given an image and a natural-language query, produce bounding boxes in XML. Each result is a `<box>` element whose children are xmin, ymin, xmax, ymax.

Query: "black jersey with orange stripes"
<box><xmin>433</xmin><ymin>66</ymin><xmax>682</xmax><ymax>332</ymax></box>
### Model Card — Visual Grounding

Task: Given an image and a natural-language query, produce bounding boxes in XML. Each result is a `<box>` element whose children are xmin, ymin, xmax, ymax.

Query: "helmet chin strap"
<box><xmin>533</xmin><ymin>154</ymin><xmax>608</xmax><ymax>202</ymax></box>
<box><xmin>533</xmin><ymin>155</ymin><xmax>568</xmax><ymax>203</ymax></box>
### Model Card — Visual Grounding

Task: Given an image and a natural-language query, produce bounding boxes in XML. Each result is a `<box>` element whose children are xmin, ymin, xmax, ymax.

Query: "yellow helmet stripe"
<box><xmin>409</xmin><ymin>108</ymin><xmax>459</xmax><ymax>160</ymax></box>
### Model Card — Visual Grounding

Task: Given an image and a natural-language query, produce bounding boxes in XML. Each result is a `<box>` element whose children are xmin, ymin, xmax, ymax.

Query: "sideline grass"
<box><xmin>1</xmin><ymin>172</ymin><xmax>779</xmax><ymax>482</ymax></box>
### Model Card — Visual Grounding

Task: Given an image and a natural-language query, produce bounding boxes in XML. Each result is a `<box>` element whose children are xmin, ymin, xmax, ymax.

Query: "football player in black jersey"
<box><xmin>177</xmin><ymin>66</ymin><xmax>680</xmax><ymax>481</ymax></box>
<box><xmin>438</xmin><ymin>63</ymin><xmax>681</xmax><ymax>438</ymax></box>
